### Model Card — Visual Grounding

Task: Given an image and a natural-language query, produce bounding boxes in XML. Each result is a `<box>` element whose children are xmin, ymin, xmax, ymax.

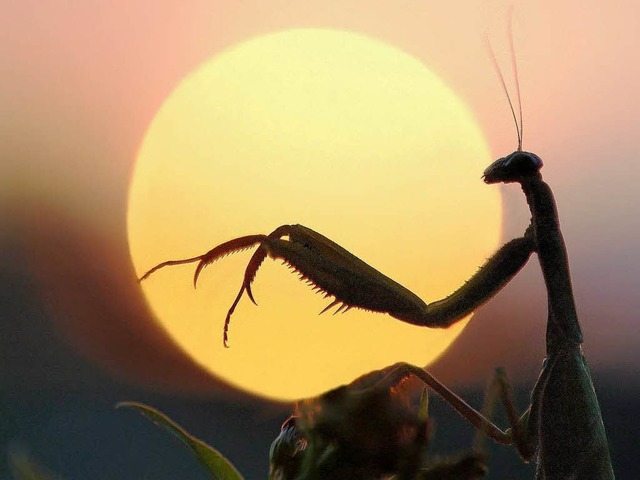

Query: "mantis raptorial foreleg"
<box><xmin>417</xmin><ymin>230</ymin><xmax>534</xmax><ymax>327</ymax></box>
<box><xmin>140</xmin><ymin>225</ymin><xmax>535</xmax><ymax>346</ymax></box>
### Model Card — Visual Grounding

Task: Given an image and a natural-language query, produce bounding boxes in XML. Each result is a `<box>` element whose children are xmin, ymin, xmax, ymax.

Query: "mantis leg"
<box><xmin>475</xmin><ymin>368</ymin><xmax>537</xmax><ymax>462</ymax></box>
<box><xmin>380</xmin><ymin>363</ymin><xmax>537</xmax><ymax>462</ymax></box>
<box><xmin>413</xmin><ymin>229</ymin><xmax>536</xmax><ymax>328</ymax></box>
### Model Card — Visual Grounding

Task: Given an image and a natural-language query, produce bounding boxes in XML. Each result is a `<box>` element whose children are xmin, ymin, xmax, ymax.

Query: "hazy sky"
<box><xmin>2</xmin><ymin>0</ymin><xmax>639</xmax><ymax>396</ymax></box>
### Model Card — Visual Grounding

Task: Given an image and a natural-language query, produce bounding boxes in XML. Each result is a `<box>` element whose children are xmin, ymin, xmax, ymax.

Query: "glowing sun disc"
<box><xmin>127</xmin><ymin>29</ymin><xmax>501</xmax><ymax>401</ymax></box>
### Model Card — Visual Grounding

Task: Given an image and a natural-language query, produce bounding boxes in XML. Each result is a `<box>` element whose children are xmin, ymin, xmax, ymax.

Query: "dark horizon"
<box><xmin>2</xmin><ymin>237</ymin><xmax>637</xmax><ymax>479</ymax></box>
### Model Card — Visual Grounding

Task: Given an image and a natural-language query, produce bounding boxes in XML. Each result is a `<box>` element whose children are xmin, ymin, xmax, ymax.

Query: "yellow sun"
<box><xmin>127</xmin><ymin>29</ymin><xmax>501</xmax><ymax>401</ymax></box>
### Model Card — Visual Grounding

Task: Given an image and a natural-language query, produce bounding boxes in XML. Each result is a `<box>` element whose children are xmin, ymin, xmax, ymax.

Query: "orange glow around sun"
<box><xmin>127</xmin><ymin>29</ymin><xmax>501</xmax><ymax>401</ymax></box>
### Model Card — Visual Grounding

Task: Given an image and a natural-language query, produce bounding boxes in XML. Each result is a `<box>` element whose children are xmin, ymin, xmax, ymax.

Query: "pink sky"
<box><xmin>3</xmin><ymin>0</ymin><xmax>639</xmax><ymax>394</ymax></box>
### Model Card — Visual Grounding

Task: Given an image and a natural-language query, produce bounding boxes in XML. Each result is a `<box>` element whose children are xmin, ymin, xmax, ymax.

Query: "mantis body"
<box><xmin>479</xmin><ymin>151</ymin><xmax>615</xmax><ymax>479</ymax></box>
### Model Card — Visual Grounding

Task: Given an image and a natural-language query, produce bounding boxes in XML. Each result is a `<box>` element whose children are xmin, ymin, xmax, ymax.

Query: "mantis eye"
<box><xmin>482</xmin><ymin>151</ymin><xmax>543</xmax><ymax>184</ymax></box>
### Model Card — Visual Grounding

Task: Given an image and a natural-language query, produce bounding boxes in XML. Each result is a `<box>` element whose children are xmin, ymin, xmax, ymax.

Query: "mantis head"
<box><xmin>482</xmin><ymin>151</ymin><xmax>543</xmax><ymax>184</ymax></box>
<box><xmin>484</xmin><ymin>26</ymin><xmax>543</xmax><ymax>185</ymax></box>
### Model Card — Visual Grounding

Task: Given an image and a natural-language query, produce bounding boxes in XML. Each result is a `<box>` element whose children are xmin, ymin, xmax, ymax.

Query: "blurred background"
<box><xmin>2</xmin><ymin>0</ymin><xmax>639</xmax><ymax>478</ymax></box>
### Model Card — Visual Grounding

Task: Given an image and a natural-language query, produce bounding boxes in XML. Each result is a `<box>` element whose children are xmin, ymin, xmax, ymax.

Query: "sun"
<box><xmin>127</xmin><ymin>29</ymin><xmax>501</xmax><ymax>401</ymax></box>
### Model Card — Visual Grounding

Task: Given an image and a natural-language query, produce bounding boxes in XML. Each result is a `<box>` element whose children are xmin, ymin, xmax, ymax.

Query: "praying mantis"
<box><xmin>269</xmin><ymin>363</ymin><xmax>488</xmax><ymax>479</ymax></box>
<box><xmin>139</xmin><ymin>44</ymin><xmax>616</xmax><ymax>480</ymax></box>
<box><xmin>140</xmin><ymin>147</ymin><xmax>616</xmax><ymax>479</ymax></box>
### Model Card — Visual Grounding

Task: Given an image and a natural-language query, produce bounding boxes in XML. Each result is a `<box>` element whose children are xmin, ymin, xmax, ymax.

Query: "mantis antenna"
<box><xmin>486</xmin><ymin>12</ymin><xmax>524</xmax><ymax>152</ymax></box>
<box><xmin>508</xmin><ymin>8</ymin><xmax>524</xmax><ymax>151</ymax></box>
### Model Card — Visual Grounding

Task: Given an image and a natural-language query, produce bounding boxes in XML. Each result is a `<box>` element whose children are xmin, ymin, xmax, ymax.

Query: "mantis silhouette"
<box><xmin>269</xmin><ymin>364</ymin><xmax>488</xmax><ymax>480</ymax></box>
<box><xmin>140</xmin><ymin>45</ymin><xmax>615</xmax><ymax>480</ymax></box>
<box><xmin>140</xmin><ymin>151</ymin><xmax>616</xmax><ymax>479</ymax></box>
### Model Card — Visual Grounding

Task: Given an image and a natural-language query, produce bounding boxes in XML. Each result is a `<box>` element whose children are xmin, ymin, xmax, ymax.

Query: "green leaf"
<box><xmin>117</xmin><ymin>401</ymin><xmax>244</xmax><ymax>480</ymax></box>
<box><xmin>8</xmin><ymin>447</ymin><xmax>65</xmax><ymax>480</ymax></box>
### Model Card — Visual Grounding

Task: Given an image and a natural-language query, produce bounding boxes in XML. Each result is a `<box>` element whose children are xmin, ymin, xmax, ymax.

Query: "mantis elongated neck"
<box><xmin>520</xmin><ymin>176</ymin><xmax>584</xmax><ymax>351</ymax></box>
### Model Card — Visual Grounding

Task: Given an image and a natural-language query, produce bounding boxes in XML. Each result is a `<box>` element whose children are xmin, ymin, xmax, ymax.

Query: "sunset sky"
<box><xmin>2</xmin><ymin>0</ymin><xmax>639</xmax><ymax>477</ymax></box>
